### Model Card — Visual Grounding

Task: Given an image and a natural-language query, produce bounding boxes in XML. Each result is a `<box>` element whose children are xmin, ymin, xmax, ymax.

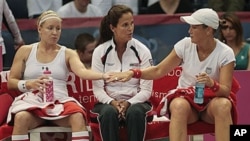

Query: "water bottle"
<box><xmin>43</xmin><ymin>67</ymin><xmax>54</xmax><ymax>102</ymax></box>
<box><xmin>194</xmin><ymin>82</ymin><xmax>205</xmax><ymax>104</ymax></box>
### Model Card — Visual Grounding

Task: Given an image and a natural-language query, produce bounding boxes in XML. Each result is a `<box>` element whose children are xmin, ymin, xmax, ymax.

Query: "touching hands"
<box><xmin>106</xmin><ymin>71</ymin><xmax>133</xmax><ymax>83</ymax></box>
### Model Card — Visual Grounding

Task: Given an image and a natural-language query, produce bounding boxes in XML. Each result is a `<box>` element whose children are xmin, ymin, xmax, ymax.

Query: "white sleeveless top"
<box><xmin>24</xmin><ymin>43</ymin><xmax>69</xmax><ymax>99</ymax></box>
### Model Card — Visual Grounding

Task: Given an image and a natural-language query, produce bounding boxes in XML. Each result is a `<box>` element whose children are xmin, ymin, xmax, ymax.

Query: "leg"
<box><xmin>52</xmin><ymin>102</ymin><xmax>89</xmax><ymax>141</ymax></box>
<box><xmin>91</xmin><ymin>103</ymin><xmax>119</xmax><ymax>141</ymax></box>
<box><xmin>53</xmin><ymin>112</ymin><xmax>87</xmax><ymax>131</ymax></box>
<box><xmin>201</xmin><ymin>97</ymin><xmax>232</xmax><ymax>141</ymax></box>
<box><xmin>12</xmin><ymin>111</ymin><xmax>45</xmax><ymax>135</ymax></box>
<box><xmin>126</xmin><ymin>102</ymin><xmax>151</xmax><ymax>141</ymax></box>
<box><xmin>169</xmin><ymin>97</ymin><xmax>199</xmax><ymax>141</ymax></box>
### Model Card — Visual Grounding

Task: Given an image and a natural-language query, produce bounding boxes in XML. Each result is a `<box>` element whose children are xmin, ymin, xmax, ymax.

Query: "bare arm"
<box><xmin>8</xmin><ymin>45</ymin><xmax>30</xmax><ymax>90</ymax></box>
<box><xmin>216</xmin><ymin>62</ymin><xmax>234</xmax><ymax>97</ymax></box>
<box><xmin>141</xmin><ymin>49</ymin><xmax>182</xmax><ymax>79</ymax></box>
<box><xmin>112</xmin><ymin>49</ymin><xmax>182</xmax><ymax>82</ymax></box>
<box><xmin>66</xmin><ymin>48</ymin><xmax>108</xmax><ymax>80</ymax></box>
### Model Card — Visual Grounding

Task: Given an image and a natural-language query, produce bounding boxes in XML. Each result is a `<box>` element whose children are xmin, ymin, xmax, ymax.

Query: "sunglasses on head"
<box><xmin>221</xmin><ymin>25</ymin><xmax>234</xmax><ymax>30</ymax></box>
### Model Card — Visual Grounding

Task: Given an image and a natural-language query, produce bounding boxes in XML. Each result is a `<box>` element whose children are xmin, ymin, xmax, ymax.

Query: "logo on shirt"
<box><xmin>205</xmin><ymin>67</ymin><xmax>212</xmax><ymax>74</ymax></box>
<box><xmin>106</xmin><ymin>63</ymin><xmax>114</xmax><ymax>66</ymax></box>
<box><xmin>130</xmin><ymin>63</ymin><xmax>140</xmax><ymax>67</ymax></box>
<box><xmin>149</xmin><ymin>59</ymin><xmax>154</xmax><ymax>66</ymax></box>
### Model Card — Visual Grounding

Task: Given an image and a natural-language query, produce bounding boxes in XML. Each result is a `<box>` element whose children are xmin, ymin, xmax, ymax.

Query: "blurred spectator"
<box><xmin>63</xmin><ymin>0</ymin><xmax>73</xmax><ymax>5</ymax></box>
<box><xmin>219</xmin><ymin>12</ymin><xmax>250</xmax><ymax>70</ymax></box>
<box><xmin>57</xmin><ymin>0</ymin><xmax>103</xmax><ymax>18</ymax></box>
<box><xmin>147</xmin><ymin>0</ymin><xmax>159</xmax><ymax>6</ymax></box>
<box><xmin>27</xmin><ymin>0</ymin><xmax>62</xmax><ymax>18</ymax></box>
<box><xmin>91</xmin><ymin>0</ymin><xmax>139</xmax><ymax>15</ymax></box>
<box><xmin>208</xmin><ymin>0</ymin><xmax>245</xmax><ymax>12</ymax></box>
<box><xmin>141</xmin><ymin>0</ymin><xmax>193</xmax><ymax>15</ymax></box>
<box><xmin>74</xmin><ymin>33</ymin><xmax>97</xmax><ymax>69</ymax></box>
<box><xmin>6</xmin><ymin>0</ymin><xmax>28</xmax><ymax>19</ymax></box>
<box><xmin>1</xmin><ymin>0</ymin><xmax>25</xmax><ymax>71</ymax></box>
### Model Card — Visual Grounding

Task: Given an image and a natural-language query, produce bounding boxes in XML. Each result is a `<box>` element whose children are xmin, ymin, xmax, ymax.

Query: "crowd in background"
<box><xmin>6</xmin><ymin>0</ymin><xmax>250</xmax><ymax>19</ymax></box>
<box><xmin>2</xmin><ymin>0</ymin><xmax>250</xmax><ymax>71</ymax></box>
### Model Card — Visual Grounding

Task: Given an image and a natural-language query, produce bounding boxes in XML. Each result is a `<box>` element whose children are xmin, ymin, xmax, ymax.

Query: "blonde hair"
<box><xmin>37</xmin><ymin>10</ymin><xmax>62</xmax><ymax>27</ymax></box>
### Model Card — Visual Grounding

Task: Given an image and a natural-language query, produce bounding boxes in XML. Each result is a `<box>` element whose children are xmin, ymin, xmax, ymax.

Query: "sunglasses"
<box><xmin>221</xmin><ymin>25</ymin><xmax>234</xmax><ymax>30</ymax></box>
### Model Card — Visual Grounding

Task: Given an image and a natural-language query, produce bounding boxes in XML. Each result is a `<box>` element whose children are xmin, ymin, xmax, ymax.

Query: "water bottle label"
<box><xmin>44</xmin><ymin>78</ymin><xmax>54</xmax><ymax>102</ymax></box>
<box><xmin>194</xmin><ymin>82</ymin><xmax>205</xmax><ymax>104</ymax></box>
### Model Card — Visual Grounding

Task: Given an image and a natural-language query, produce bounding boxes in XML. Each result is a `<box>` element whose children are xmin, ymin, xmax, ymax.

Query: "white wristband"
<box><xmin>18</xmin><ymin>80</ymin><xmax>28</xmax><ymax>92</ymax></box>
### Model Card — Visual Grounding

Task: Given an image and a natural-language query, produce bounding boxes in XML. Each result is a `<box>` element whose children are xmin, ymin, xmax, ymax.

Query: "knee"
<box><xmin>169</xmin><ymin>98</ymin><xmax>191</xmax><ymax>115</ymax></box>
<box><xmin>70</xmin><ymin>112</ymin><xmax>85</xmax><ymax>122</ymax></box>
<box><xmin>126</xmin><ymin>104</ymin><xmax>144</xmax><ymax>118</ymax></box>
<box><xmin>99</xmin><ymin>105</ymin><xmax>118</xmax><ymax>120</ymax></box>
<box><xmin>14</xmin><ymin>111</ymin><xmax>32</xmax><ymax>125</ymax></box>
<box><xmin>209</xmin><ymin>97</ymin><xmax>232</xmax><ymax>115</ymax></box>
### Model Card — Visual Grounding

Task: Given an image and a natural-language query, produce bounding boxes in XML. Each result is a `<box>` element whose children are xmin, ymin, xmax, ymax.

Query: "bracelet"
<box><xmin>130</xmin><ymin>69</ymin><xmax>142</xmax><ymax>78</ymax></box>
<box><xmin>210</xmin><ymin>80</ymin><xmax>220</xmax><ymax>92</ymax></box>
<box><xmin>17</xmin><ymin>80</ymin><xmax>28</xmax><ymax>92</ymax></box>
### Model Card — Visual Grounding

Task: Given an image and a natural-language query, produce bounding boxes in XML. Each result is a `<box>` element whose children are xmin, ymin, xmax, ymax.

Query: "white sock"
<box><xmin>12</xmin><ymin>134</ymin><xmax>29</xmax><ymax>141</ymax></box>
<box><xmin>72</xmin><ymin>131</ymin><xmax>89</xmax><ymax>141</ymax></box>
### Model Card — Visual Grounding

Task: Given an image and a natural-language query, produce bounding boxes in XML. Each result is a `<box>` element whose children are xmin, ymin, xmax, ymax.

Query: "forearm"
<box><xmin>7</xmin><ymin>78</ymin><xmax>19</xmax><ymax>90</ymax></box>
<box><xmin>74</xmin><ymin>67</ymin><xmax>104</xmax><ymax>80</ymax></box>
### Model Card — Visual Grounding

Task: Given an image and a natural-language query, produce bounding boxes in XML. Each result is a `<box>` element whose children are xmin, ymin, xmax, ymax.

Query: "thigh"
<box><xmin>92</xmin><ymin>103</ymin><xmax>118</xmax><ymax>115</ymax></box>
<box><xmin>14</xmin><ymin>111</ymin><xmax>45</xmax><ymax>129</ymax></box>
<box><xmin>127</xmin><ymin>102</ymin><xmax>151</xmax><ymax>114</ymax></box>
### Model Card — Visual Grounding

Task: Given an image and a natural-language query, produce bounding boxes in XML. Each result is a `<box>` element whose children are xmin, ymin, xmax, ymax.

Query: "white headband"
<box><xmin>38</xmin><ymin>13</ymin><xmax>61</xmax><ymax>26</ymax></box>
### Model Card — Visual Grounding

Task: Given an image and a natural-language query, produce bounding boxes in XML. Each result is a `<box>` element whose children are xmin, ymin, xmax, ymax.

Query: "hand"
<box><xmin>110</xmin><ymin>100</ymin><xmax>130</xmax><ymax>120</ymax></box>
<box><xmin>14</xmin><ymin>39</ymin><xmax>25</xmax><ymax>50</ymax></box>
<box><xmin>196</xmin><ymin>72</ymin><xmax>213</xmax><ymax>87</ymax></box>
<box><xmin>26</xmin><ymin>76</ymin><xmax>48</xmax><ymax>93</ymax></box>
<box><xmin>106</xmin><ymin>71</ymin><xmax>133</xmax><ymax>83</ymax></box>
<box><xmin>102</xmin><ymin>72</ymin><xmax>111</xmax><ymax>80</ymax></box>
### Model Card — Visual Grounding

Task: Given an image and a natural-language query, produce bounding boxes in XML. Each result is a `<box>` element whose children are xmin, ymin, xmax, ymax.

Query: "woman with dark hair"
<box><xmin>219</xmin><ymin>12</ymin><xmax>250</xmax><ymax>70</ymax></box>
<box><xmin>91</xmin><ymin>4</ymin><xmax>153</xmax><ymax>141</ymax></box>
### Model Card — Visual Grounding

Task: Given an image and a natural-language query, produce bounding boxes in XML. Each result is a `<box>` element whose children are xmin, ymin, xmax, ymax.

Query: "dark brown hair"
<box><xmin>219</xmin><ymin>12</ymin><xmax>244</xmax><ymax>46</ymax></box>
<box><xmin>97</xmin><ymin>5</ymin><xmax>133</xmax><ymax>45</ymax></box>
<box><xmin>75</xmin><ymin>33</ymin><xmax>95</xmax><ymax>53</ymax></box>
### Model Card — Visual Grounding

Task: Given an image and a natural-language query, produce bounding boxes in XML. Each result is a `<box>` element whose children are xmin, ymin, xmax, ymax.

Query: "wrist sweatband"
<box><xmin>130</xmin><ymin>69</ymin><xmax>142</xmax><ymax>78</ymax></box>
<box><xmin>211</xmin><ymin>80</ymin><xmax>220</xmax><ymax>92</ymax></box>
<box><xmin>18</xmin><ymin>80</ymin><xmax>28</xmax><ymax>92</ymax></box>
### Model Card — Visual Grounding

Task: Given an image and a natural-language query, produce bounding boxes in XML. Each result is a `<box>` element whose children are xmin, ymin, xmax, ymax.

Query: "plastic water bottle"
<box><xmin>194</xmin><ymin>82</ymin><xmax>205</xmax><ymax>104</ymax></box>
<box><xmin>43</xmin><ymin>67</ymin><xmax>54</xmax><ymax>102</ymax></box>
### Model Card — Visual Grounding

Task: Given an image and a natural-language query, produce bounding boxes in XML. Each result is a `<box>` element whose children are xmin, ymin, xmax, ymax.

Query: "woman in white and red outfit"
<box><xmin>7</xmin><ymin>10</ymin><xmax>109</xmax><ymax>141</ymax></box>
<box><xmin>112</xmin><ymin>8</ymin><xmax>236</xmax><ymax>141</ymax></box>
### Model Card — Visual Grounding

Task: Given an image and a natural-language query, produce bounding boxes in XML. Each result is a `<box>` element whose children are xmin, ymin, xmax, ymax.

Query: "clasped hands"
<box><xmin>110</xmin><ymin>100</ymin><xmax>131</xmax><ymax>121</ymax></box>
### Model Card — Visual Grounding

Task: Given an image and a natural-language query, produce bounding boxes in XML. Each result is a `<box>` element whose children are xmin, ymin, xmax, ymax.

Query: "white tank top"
<box><xmin>24</xmin><ymin>43</ymin><xmax>69</xmax><ymax>99</ymax></box>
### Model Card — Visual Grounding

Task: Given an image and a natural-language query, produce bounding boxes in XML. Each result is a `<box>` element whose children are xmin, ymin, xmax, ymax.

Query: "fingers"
<box><xmin>196</xmin><ymin>73</ymin><xmax>213</xmax><ymax>86</ymax></box>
